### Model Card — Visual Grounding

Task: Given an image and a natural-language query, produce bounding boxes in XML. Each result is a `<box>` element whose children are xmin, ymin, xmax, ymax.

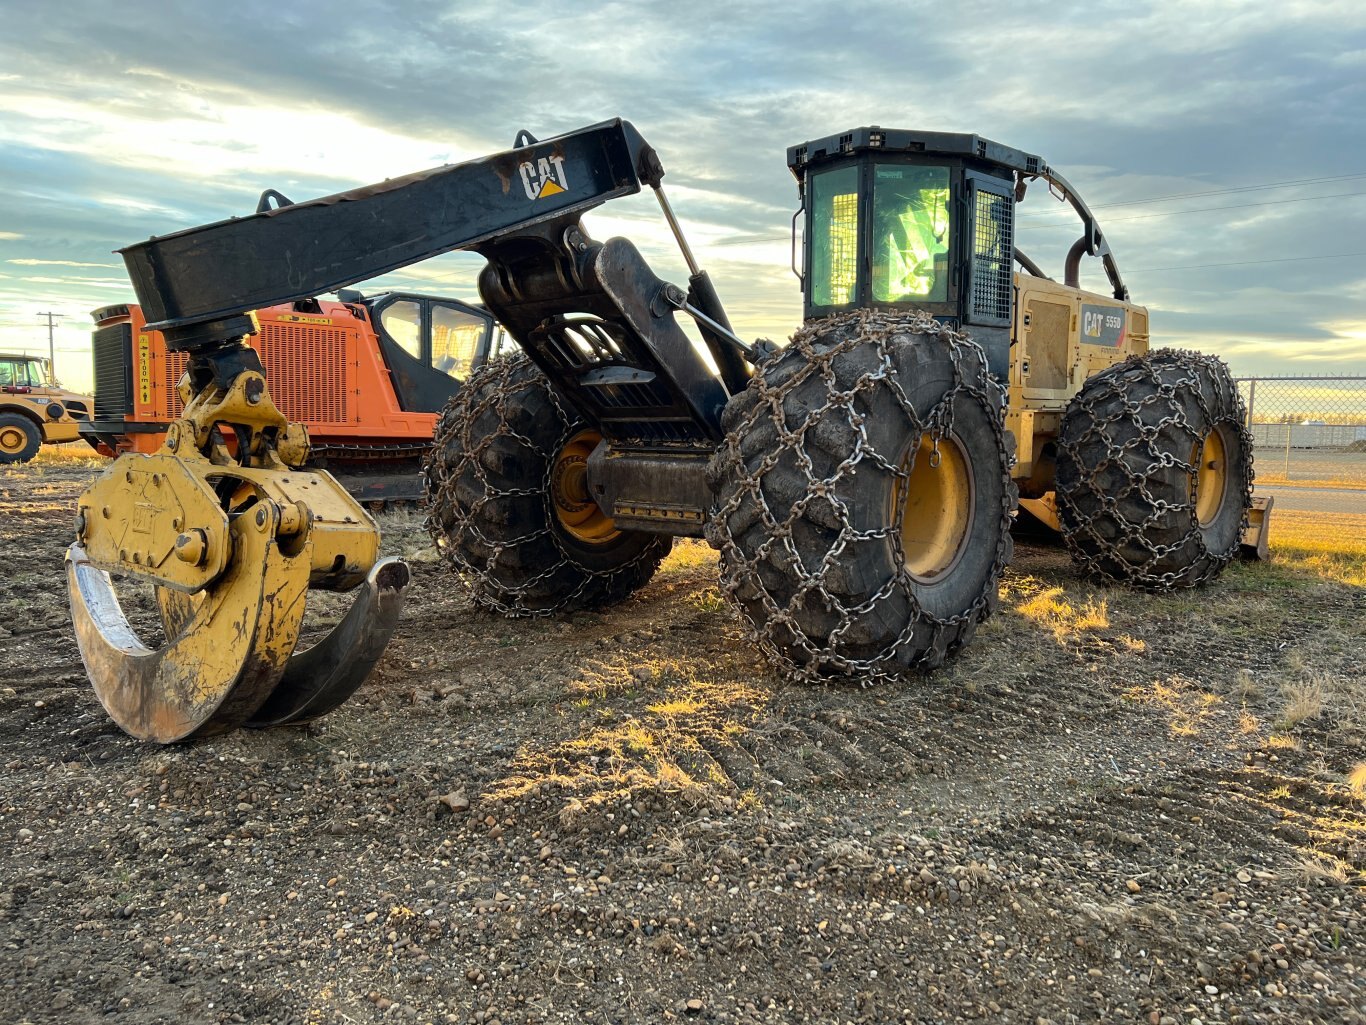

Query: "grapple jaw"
<box><xmin>66</xmin><ymin>348</ymin><xmax>408</xmax><ymax>743</ymax></box>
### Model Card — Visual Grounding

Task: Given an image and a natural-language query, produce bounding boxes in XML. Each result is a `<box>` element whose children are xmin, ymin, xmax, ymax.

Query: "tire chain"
<box><xmin>423</xmin><ymin>353</ymin><xmax>663</xmax><ymax>616</ymax></box>
<box><xmin>706</xmin><ymin>308</ymin><xmax>1015</xmax><ymax>684</ymax></box>
<box><xmin>1056</xmin><ymin>347</ymin><xmax>1254</xmax><ymax>589</ymax></box>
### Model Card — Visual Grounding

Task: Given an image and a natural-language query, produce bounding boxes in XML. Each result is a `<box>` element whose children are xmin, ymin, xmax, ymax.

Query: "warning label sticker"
<box><xmin>137</xmin><ymin>333</ymin><xmax>151</xmax><ymax>405</ymax></box>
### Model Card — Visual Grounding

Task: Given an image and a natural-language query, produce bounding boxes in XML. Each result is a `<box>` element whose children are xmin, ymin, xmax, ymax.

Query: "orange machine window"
<box><xmin>380</xmin><ymin>300</ymin><xmax>422</xmax><ymax>359</ymax></box>
<box><xmin>431</xmin><ymin>304</ymin><xmax>486</xmax><ymax>381</ymax></box>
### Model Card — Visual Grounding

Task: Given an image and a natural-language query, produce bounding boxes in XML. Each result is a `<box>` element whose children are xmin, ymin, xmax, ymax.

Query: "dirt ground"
<box><xmin>2</xmin><ymin>450</ymin><xmax>1364</xmax><ymax>1025</ymax></box>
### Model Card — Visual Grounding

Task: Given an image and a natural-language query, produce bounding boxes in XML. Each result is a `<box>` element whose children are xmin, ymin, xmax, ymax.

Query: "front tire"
<box><xmin>706</xmin><ymin>309</ymin><xmax>1016</xmax><ymax>680</ymax></box>
<box><xmin>424</xmin><ymin>354</ymin><xmax>671</xmax><ymax>615</ymax></box>
<box><xmin>1055</xmin><ymin>348</ymin><xmax>1253</xmax><ymax>589</ymax></box>
<box><xmin>0</xmin><ymin>413</ymin><xmax>41</xmax><ymax>464</ymax></box>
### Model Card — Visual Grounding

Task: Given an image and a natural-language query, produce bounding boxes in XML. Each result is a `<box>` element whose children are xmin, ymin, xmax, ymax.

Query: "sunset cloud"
<box><xmin>1</xmin><ymin>0</ymin><xmax>1364</xmax><ymax>391</ymax></box>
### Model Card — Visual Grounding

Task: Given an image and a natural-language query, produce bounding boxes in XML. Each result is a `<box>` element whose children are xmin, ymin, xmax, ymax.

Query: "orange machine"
<box><xmin>85</xmin><ymin>291</ymin><xmax>500</xmax><ymax>500</ymax></box>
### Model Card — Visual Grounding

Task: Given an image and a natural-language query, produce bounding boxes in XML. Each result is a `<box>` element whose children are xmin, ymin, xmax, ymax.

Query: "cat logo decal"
<box><xmin>520</xmin><ymin>155</ymin><xmax>569</xmax><ymax>200</ymax></box>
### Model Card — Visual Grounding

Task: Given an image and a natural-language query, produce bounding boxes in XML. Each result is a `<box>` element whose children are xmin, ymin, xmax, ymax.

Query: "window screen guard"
<box><xmin>966</xmin><ymin>172</ymin><xmax>1015</xmax><ymax>327</ymax></box>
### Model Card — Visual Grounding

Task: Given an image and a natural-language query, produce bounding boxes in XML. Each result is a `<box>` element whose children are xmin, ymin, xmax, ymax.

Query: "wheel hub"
<box><xmin>0</xmin><ymin>424</ymin><xmax>27</xmax><ymax>454</ymax></box>
<box><xmin>897</xmin><ymin>434</ymin><xmax>975</xmax><ymax>583</ymax></box>
<box><xmin>550</xmin><ymin>429</ymin><xmax>619</xmax><ymax>545</ymax></box>
<box><xmin>1193</xmin><ymin>427</ymin><xmax>1228</xmax><ymax>527</ymax></box>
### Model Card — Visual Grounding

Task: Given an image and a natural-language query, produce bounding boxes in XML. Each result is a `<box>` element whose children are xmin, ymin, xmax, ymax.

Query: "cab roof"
<box><xmin>787</xmin><ymin>127</ymin><xmax>1047</xmax><ymax>182</ymax></box>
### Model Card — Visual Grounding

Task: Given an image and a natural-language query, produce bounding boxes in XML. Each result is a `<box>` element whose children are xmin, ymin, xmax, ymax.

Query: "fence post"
<box><xmin>1246</xmin><ymin>379</ymin><xmax>1256</xmax><ymax>429</ymax></box>
<box><xmin>1284</xmin><ymin>420</ymin><xmax>1292</xmax><ymax>479</ymax></box>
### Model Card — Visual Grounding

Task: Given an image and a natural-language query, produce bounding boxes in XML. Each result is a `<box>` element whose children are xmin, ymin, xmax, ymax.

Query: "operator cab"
<box><xmin>339</xmin><ymin>290</ymin><xmax>502</xmax><ymax>413</ymax></box>
<box><xmin>0</xmin><ymin>353</ymin><xmax>50</xmax><ymax>392</ymax></box>
<box><xmin>787</xmin><ymin>129</ymin><xmax>1036</xmax><ymax>381</ymax></box>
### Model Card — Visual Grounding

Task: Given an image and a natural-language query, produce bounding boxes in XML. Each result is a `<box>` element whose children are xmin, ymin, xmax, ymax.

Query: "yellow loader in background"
<box><xmin>0</xmin><ymin>352</ymin><xmax>93</xmax><ymax>464</ymax></box>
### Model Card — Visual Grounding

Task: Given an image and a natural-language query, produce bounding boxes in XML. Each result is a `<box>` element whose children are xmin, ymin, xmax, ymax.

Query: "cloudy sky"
<box><xmin>2</xmin><ymin>0</ymin><xmax>1364</xmax><ymax>394</ymax></box>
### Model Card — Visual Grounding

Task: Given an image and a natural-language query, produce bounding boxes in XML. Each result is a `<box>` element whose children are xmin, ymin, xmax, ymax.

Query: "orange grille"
<box><xmin>160</xmin><ymin>351</ymin><xmax>189</xmax><ymax>419</ymax></box>
<box><xmin>259</xmin><ymin>324</ymin><xmax>349</xmax><ymax>421</ymax></box>
<box><xmin>157</xmin><ymin>323</ymin><xmax>350</xmax><ymax>424</ymax></box>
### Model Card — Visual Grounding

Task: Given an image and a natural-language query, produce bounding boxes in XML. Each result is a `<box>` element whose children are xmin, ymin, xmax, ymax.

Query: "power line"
<box><xmin>715</xmin><ymin>234</ymin><xmax>787</xmax><ymax>247</ymax></box>
<box><xmin>1131</xmin><ymin>250</ymin><xmax>1366</xmax><ymax>273</ymax></box>
<box><xmin>719</xmin><ymin>171</ymin><xmax>1366</xmax><ymax>245</ymax></box>
<box><xmin>0</xmin><ymin>343</ymin><xmax>90</xmax><ymax>353</ymax></box>
<box><xmin>1075</xmin><ymin>171</ymin><xmax>1366</xmax><ymax>210</ymax></box>
<box><xmin>1018</xmin><ymin>188</ymin><xmax>1366</xmax><ymax>229</ymax></box>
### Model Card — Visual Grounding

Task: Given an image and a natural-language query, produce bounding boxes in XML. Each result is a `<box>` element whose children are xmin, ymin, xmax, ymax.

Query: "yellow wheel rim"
<box><xmin>1193</xmin><ymin>427</ymin><xmax>1228</xmax><ymax>527</ymax></box>
<box><xmin>897</xmin><ymin>435</ymin><xmax>974</xmax><ymax>583</ymax></box>
<box><xmin>550</xmin><ymin>429</ymin><xmax>619</xmax><ymax>545</ymax></box>
<box><xmin>0</xmin><ymin>424</ymin><xmax>28</xmax><ymax>455</ymax></box>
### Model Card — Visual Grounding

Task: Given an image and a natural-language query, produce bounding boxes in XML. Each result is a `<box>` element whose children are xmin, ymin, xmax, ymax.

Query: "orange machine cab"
<box><xmin>85</xmin><ymin>292</ymin><xmax>498</xmax><ymax>458</ymax></box>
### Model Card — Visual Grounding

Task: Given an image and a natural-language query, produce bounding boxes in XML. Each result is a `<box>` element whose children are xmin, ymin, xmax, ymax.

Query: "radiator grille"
<box><xmin>159</xmin><ymin>351</ymin><xmax>189</xmax><ymax>419</ymax></box>
<box><xmin>547</xmin><ymin>319</ymin><xmax>670</xmax><ymax>408</ymax></box>
<box><xmin>970</xmin><ymin>188</ymin><xmax>1014</xmax><ymax>326</ymax></box>
<box><xmin>534</xmin><ymin>315</ymin><xmax>700</xmax><ymax>444</ymax></box>
<box><xmin>92</xmin><ymin>323</ymin><xmax>133</xmax><ymax>418</ymax></box>
<box><xmin>260</xmin><ymin>323</ymin><xmax>349</xmax><ymax>421</ymax></box>
<box><xmin>159</xmin><ymin>323</ymin><xmax>349</xmax><ymax>423</ymax></box>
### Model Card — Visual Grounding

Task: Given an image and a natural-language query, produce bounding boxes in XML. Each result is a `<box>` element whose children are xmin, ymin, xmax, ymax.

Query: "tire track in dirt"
<box><xmin>5</xmin><ymin>459</ymin><xmax>1364</xmax><ymax>1025</ymax></box>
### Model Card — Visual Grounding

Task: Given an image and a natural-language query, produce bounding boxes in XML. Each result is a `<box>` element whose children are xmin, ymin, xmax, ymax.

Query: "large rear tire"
<box><xmin>0</xmin><ymin>413</ymin><xmax>41</xmax><ymax>464</ymax></box>
<box><xmin>424</xmin><ymin>354</ymin><xmax>671</xmax><ymax>614</ymax></box>
<box><xmin>1055</xmin><ymin>348</ymin><xmax>1253</xmax><ymax>589</ymax></box>
<box><xmin>706</xmin><ymin>309</ymin><xmax>1016</xmax><ymax>680</ymax></box>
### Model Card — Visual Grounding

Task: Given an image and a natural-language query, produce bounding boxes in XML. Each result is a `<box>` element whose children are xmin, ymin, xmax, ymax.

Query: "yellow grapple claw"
<box><xmin>67</xmin><ymin>352</ymin><xmax>407</xmax><ymax>743</ymax></box>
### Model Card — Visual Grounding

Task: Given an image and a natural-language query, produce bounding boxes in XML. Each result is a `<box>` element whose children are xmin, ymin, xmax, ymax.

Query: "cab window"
<box><xmin>809</xmin><ymin>165</ymin><xmax>860</xmax><ymax>308</ymax></box>
<box><xmin>431</xmin><ymin>304</ymin><xmax>486</xmax><ymax>381</ymax></box>
<box><xmin>379</xmin><ymin>300</ymin><xmax>423</xmax><ymax>359</ymax></box>
<box><xmin>872</xmin><ymin>164</ymin><xmax>951</xmax><ymax>303</ymax></box>
<box><xmin>0</xmin><ymin>360</ymin><xmax>35</xmax><ymax>388</ymax></box>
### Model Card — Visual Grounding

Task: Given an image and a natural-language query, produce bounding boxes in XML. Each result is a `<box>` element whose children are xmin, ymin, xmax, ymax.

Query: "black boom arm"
<box><xmin>120</xmin><ymin>118</ymin><xmax>746</xmax><ymax>448</ymax></box>
<box><xmin>121</xmin><ymin>119</ymin><xmax>664</xmax><ymax>347</ymax></box>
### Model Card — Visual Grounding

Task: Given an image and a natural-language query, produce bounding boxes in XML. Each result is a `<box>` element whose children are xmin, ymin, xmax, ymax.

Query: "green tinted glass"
<box><xmin>871</xmin><ymin>165</ymin><xmax>950</xmax><ymax>303</ymax></box>
<box><xmin>810</xmin><ymin>165</ymin><xmax>859</xmax><ymax>308</ymax></box>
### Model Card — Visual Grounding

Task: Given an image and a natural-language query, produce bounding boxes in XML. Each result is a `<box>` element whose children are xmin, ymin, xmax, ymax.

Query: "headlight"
<box><xmin>47</xmin><ymin>402</ymin><xmax>65</xmax><ymax>420</ymax></box>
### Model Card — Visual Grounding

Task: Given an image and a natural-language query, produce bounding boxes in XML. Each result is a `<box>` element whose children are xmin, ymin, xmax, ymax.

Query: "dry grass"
<box><xmin>1010</xmin><ymin>582</ymin><xmax>1110</xmax><ymax>643</ymax></box>
<box><xmin>1294</xmin><ymin>856</ymin><xmax>1351</xmax><ymax>887</ymax></box>
<box><xmin>1349</xmin><ymin>763</ymin><xmax>1366</xmax><ymax>801</ymax></box>
<box><xmin>1279</xmin><ymin>677</ymin><xmax>1327</xmax><ymax>728</ymax></box>
<box><xmin>656</xmin><ymin>539</ymin><xmax>720</xmax><ymax>579</ymax></box>
<box><xmin>487</xmin><ymin>662</ymin><xmax>769</xmax><ymax>810</ymax></box>
<box><xmin>1233</xmin><ymin>669</ymin><xmax>1261</xmax><ymax>702</ymax></box>
<box><xmin>1267</xmin><ymin>511</ymin><xmax>1366</xmax><ymax>574</ymax></box>
<box><xmin>1255</xmin><ymin>476</ymin><xmax>1366</xmax><ymax>490</ymax></box>
<box><xmin>33</xmin><ymin>443</ymin><xmax>105</xmax><ymax>467</ymax></box>
<box><xmin>1123</xmin><ymin>677</ymin><xmax>1222</xmax><ymax>737</ymax></box>
<box><xmin>1279</xmin><ymin>549</ymin><xmax>1366</xmax><ymax>587</ymax></box>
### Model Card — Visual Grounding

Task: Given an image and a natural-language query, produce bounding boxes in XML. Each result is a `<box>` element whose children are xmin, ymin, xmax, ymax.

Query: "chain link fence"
<box><xmin>1236</xmin><ymin>375</ymin><xmax>1366</xmax><ymax>550</ymax></box>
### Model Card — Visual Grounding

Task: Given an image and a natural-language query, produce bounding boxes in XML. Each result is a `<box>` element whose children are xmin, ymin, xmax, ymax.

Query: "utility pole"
<box><xmin>37</xmin><ymin>311</ymin><xmax>62</xmax><ymax>382</ymax></box>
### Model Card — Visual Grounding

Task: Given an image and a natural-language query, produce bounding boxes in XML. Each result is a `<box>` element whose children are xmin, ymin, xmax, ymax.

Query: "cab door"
<box><xmin>369</xmin><ymin>294</ymin><xmax>497</xmax><ymax>412</ymax></box>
